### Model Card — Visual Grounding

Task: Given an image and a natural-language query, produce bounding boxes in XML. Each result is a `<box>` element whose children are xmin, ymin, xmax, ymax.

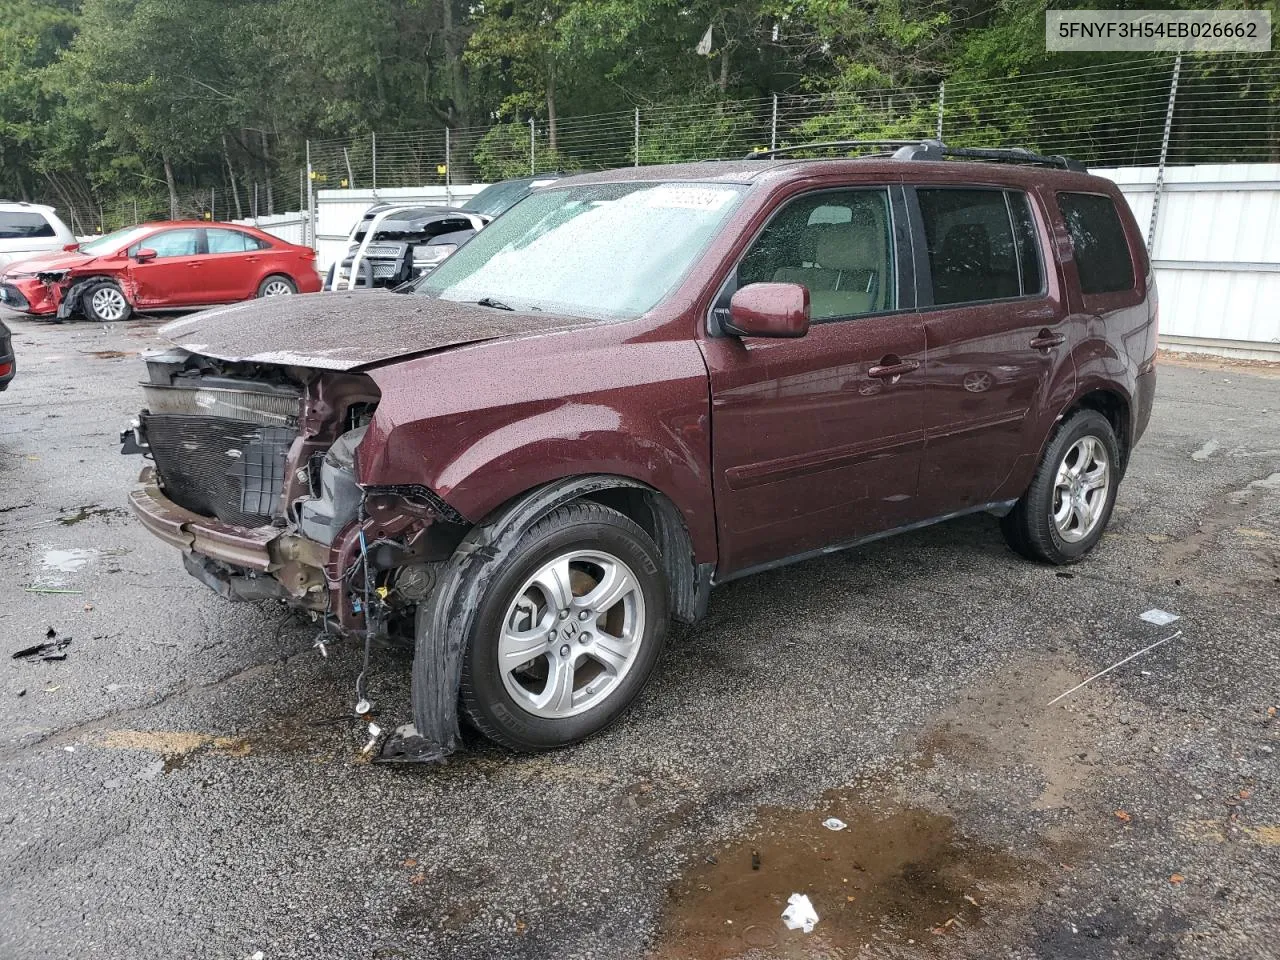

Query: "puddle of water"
<box><xmin>42</xmin><ymin>548</ymin><xmax>101</xmax><ymax>573</ymax></box>
<box><xmin>91</xmin><ymin>729</ymin><xmax>251</xmax><ymax>773</ymax></box>
<box><xmin>37</xmin><ymin>545</ymin><xmax>130</xmax><ymax>583</ymax></box>
<box><xmin>655</xmin><ymin>794</ymin><xmax>1036</xmax><ymax>960</ymax></box>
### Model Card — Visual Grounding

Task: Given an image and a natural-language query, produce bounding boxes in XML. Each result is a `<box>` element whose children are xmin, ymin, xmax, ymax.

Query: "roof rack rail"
<box><xmin>743</xmin><ymin>137</ymin><xmax>1086</xmax><ymax>172</ymax></box>
<box><xmin>893</xmin><ymin>139</ymin><xmax>1087</xmax><ymax>172</ymax></box>
<box><xmin>744</xmin><ymin>140</ymin><xmax>920</xmax><ymax>160</ymax></box>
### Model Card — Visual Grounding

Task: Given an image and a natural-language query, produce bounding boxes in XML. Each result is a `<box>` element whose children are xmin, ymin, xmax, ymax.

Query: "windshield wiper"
<box><xmin>474</xmin><ymin>296</ymin><xmax>514</xmax><ymax>311</ymax></box>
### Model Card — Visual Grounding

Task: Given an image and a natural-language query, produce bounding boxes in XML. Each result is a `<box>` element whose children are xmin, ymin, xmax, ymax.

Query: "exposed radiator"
<box><xmin>143</xmin><ymin>413</ymin><xmax>294</xmax><ymax>527</ymax></box>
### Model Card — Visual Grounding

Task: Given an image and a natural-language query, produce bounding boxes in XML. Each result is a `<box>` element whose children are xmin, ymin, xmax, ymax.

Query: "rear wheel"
<box><xmin>82</xmin><ymin>281</ymin><xmax>131</xmax><ymax>323</ymax></box>
<box><xmin>456</xmin><ymin>501</ymin><xmax>669</xmax><ymax>751</ymax></box>
<box><xmin>257</xmin><ymin>275</ymin><xmax>297</xmax><ymax>297</ymax></box>
<box><xmin>1001</xmin><ymin>409</ymin><xmax>1120</xmax><ymax>564</ymax></box>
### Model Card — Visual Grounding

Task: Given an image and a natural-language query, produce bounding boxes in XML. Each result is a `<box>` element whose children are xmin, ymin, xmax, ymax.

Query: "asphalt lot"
<box><xmin>1</xmin><ymin>312</ymin><xmax>1277</xmax><ymax>960</ymax></box>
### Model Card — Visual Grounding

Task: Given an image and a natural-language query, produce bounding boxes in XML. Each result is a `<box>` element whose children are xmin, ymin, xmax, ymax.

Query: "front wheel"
<box><xmin>82</xmin><ymin>281</ymin><xmax>132</xmax><ymax>323</ymax></box>
<box><xmin>1001</xmin><ymin>409</ymin><xmax>1121</xmax><ymax>565</ymax></box>
<box><xmin>456</xmin><ymin>501</ymin><xmax>669</xmax><ymax>752</ymax></box>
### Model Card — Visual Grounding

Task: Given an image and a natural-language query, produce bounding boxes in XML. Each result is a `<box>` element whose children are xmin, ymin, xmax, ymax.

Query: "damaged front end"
<box><xmin>122</xmin><ymin>349</ymin><xmax>465</xmax><ymax>645</ymax></box>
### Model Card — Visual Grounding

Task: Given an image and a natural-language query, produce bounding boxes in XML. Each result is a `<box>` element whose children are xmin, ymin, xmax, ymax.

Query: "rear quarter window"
<box><xmin>1057</xmin><ymin>192</ymin><xmax>1136</xmax><ymax>295</ymax></box>
<box><xmin>0</xmin><ymin>212</ymin><xmax>56</xmax><ymax>240</ymax></box>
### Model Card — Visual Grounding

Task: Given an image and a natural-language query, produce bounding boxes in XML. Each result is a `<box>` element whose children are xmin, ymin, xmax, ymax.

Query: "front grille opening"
<box><xmin>143</xmin><ymin>413</ymin><xmax>292</xmax><ymax>527</ymax></box>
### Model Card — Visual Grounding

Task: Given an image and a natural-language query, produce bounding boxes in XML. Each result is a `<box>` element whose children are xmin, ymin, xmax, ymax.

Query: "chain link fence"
<box><xmin>49</xmin><ymin>54</ymin><xmax>1280</xmax><ymax>235</ymax></box>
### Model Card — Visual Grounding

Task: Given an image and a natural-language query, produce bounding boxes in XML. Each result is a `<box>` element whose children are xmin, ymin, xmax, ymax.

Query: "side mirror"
<box><xmin>62</xmin><ymin>242</ymin><xmax>80</xmax><ymax>252</ymax></box>
<box><xmin>723</xmin><ymin>282</ymin><xmax>810</xmax><ymax>339</ymax></box>
<box><xmin>134</xmin><ymin>248</ymin><xmax>157</xmax><ymax>263</ymax></box>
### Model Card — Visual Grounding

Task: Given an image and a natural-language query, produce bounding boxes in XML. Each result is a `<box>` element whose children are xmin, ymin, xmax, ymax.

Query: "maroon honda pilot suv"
<box><xmin>122</xmin><ymin>141</ymin><xmax>1157</xmax><ymax>761</ymax></box>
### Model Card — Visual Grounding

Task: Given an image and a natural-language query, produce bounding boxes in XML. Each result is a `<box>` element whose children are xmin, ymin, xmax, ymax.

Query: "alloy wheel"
<box><xmin>91</xmin><ymin>287</ymin><xmax>127</xmax><ymax>321</ymax></box>
<box><xmin>1051</xmin><ymin>435</ymin><xmax>1111</xmax><ymax>543</ymax></box>
<box><xmin>261</xmin><ymin>279</ymin><xmax>294</xmax><ymax>297</ymax></box>
<box><xmin>497</xmin><ymin>549</ymin><xmax>646</xmax><ymax>719</ymax></box>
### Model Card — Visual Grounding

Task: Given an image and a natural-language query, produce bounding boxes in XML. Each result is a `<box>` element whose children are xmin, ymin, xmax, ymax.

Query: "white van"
<box><xmin>0</xmin><ymin>202</ymin><xmax>76</xmax><ymax>269</ymax></box>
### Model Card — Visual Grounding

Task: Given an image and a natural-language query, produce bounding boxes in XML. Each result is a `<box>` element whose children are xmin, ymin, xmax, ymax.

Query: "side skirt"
<box><xmin>713</xmin><ymin>500</ymin><xmax>1019</xmax><ymax>585</ymax></box>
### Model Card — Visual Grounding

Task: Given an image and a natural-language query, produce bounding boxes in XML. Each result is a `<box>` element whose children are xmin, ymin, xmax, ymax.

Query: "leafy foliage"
<box><xmin>0</xmin><ymin>0</ymin><xmax>1274</xmax><ymax>228</ymax></box>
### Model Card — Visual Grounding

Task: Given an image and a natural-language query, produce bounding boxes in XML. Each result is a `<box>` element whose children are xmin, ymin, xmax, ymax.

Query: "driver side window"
<box><xmin>739</xmin><ymin>189</ymin><xmax>897</xmax><ymax>322</ymax></box>
<box><xmin>136</xmin><ymin>228</ymin><xmax>201</xmax><ymax>258</ymax></box>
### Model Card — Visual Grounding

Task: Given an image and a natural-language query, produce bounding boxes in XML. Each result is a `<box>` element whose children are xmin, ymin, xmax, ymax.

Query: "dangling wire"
<box><xmin>353</xmin><ymin>511</ymin><xmax>375</xmax><ymax>714</ymax></box>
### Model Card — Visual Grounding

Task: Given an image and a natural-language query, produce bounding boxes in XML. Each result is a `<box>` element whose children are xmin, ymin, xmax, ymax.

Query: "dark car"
<box><xmin>463</xmin><ymin>174</ymin><xmax>563</xmax><ymax>219</ymax></box>
<box><xmin>0</xmin><ymin>317</ymin><xmax>14</xmax><ymax>390</ymax></box>
<box><xmin>326</xmin><ymin>174</ymin><xmax>561</xmax><ymax>290</ymax></box>
<box><xmin>122</xmin><ymin>141</ymin><xmax>1156</xmax><ymax>762</ymax></box>
<box><xmin>326</xmin><ymin>205</ymin><xmax>487</xmax><ymax>289</ymax></box>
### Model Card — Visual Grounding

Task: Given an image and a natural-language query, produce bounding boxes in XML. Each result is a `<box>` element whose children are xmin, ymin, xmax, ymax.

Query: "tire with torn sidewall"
<box><xmin>459</xmin><ymin>501</ymin><xmax>668</xmax><ymax>751</ymax></box>
<box><xmin>409</xmin><ymin>476</ymin><xmax>656</xmax><ymax>761</ymax></box>
<box><xmin>62</xmin><ymin>277</ymin><xmax>133</xmax><ymax>323</ymax></box>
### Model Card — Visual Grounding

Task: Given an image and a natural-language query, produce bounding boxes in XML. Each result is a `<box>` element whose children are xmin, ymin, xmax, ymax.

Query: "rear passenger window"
<box><xmin>0</xmin><ymin>212</ymin><xmax>56</xmax><ymax>239</ymax></box>
<box><xmin>918</xmin><ymin>189</ymin><xmax>1045</xmax><ymax>305</ymax></box>
<box><xmin>1057</xmin><ymin>192</ymin><xmax>1135</xmax><ymax>295</ymax></box>
<box><xmin>737</xmin><ymin>189</ymin><xmax>896</xmax><ymax>322</ymax></box>
<box><xmin>207</xmin><ymin>228</ymin><xmax>267</xmax><ymax>253</ymax></box>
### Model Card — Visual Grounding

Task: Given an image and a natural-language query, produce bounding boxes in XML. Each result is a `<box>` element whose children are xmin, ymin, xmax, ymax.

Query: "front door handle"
<box><xmin>1030</xmin><ymin>330</ymin><xmax>1065</xmax><ymax>350</ymax></box>
<box><xmin>868</xmin><ymin>357</ymin><xmax>921</xmax><ymax>379</ymax></box>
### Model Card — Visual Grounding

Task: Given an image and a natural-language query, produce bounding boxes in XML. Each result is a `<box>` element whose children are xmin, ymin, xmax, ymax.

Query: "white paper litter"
<box><xmin>781</xmin><ymin>893</ymin><xmax>819</xmax><ymax>933</ymax></box>
<box><xmin>822</xmin><ymin>817</ymin><xmax>847</xmax><ymax>831</ymax></box>
<box><xmin>1139</xmin><ymin>608</ymin><xmax>1180</xmax><ymax>626</ymax></box>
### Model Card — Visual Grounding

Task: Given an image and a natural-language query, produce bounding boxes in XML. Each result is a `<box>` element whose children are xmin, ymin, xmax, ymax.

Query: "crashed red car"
<box><xmin>0</xmin><ymin>220</ymin><xmax>320</xmax><ymax>322</ymax></box>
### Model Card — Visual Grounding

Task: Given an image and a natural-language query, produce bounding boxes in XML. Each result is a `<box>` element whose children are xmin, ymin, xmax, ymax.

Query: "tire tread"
<box><xmin>1001</xmin><ymin>409</ymin><xmax>1119</xmax><ymax>565</ymax></box>
<box><xmin>456</xmin><ymin>500</ymin><xmax>665</xmax><ymax>752</ymax></box>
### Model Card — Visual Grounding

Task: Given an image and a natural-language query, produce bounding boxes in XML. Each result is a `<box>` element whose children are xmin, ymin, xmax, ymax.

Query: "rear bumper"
<box><xmin>1133</xmin><ymin>367</ymin><xmax>1157</xmax><ymax>447</ymax></box>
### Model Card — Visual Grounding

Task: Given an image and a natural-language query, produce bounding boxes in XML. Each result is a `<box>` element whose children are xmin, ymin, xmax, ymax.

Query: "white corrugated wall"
<box><xmin>1097</xmin><ymin>164</ymin><xmax>1280</xmax><ymax>360</ymax></box>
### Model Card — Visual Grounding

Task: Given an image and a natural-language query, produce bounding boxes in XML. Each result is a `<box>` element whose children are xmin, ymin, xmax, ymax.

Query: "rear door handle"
<box><xmin>868</xmin><ymin>357</ymin><xmax>921</xmax><ymax>379</ymax></box>
<box><xmin>1030</xmin><ymin>331</ymin><xmax>1065</xmax><ymax>350</ymax></box>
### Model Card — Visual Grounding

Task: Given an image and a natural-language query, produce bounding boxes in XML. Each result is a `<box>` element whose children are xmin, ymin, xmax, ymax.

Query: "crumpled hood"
<box><xmin>158</xmin><ymin>290</ymin><xmax>608</xmax><ymax>371</ymax></box>
<box><xmin>3</xmin><ymin>250</ymin><xmax>93</xmax><ymax>276</ymax></box>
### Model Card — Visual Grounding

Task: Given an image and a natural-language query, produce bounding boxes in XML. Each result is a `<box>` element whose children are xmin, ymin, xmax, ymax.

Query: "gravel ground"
<box><xmin>1</xmin><ymin>314</ymin><xmax>1277</xmax><ymax>960</ymax></box>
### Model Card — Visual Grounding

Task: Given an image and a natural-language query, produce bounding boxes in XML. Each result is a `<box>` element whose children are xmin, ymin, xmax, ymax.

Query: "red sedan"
<box><xmin>0</xmin><ymin>220</ymin><xmax>321</xmax><ymax>322</ymax></box>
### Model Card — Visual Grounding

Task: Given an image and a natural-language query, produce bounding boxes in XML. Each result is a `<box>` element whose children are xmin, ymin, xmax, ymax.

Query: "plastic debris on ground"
<box><xmin>361</xmin><ymin>722</ymin><xmax>383</xmax><ymax>754</ymax></box>
<box><xmin>1139</xmin><ymin>608</ymin><xmax>1180</xmax><ymax>626</ymax></box>
<box><xmin>12</xmin><ymin>627</ymin><xmax>72</xmax><ymax>662</ymax></box>
<box><xmin>781</xmin><ymin>893</ymin><xmax>820</xmax><ymax>933</ymax></box>
<box><xmin>822</xmin><ymin>817</ymin><xmax>847</xmax><ymax>831</ymax></box>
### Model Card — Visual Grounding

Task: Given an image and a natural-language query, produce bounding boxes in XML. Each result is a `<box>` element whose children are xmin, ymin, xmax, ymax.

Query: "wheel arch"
<box><xmin>408</xmin><ymin>472</ymin><xmax>711</xmax><ymax>763</ymax></box>
<box><xmin>1061</xmin><ymin>385</ymin><xmax>1133</xmax><ymax>473</ymax></box>
<box><xmin>60</xmin><ymin>274</ymin><xmax>131</xmax><ymax>320</ymax></box>
<box><xmin>476</xmin><ymin>474</ymin><xmax>712</xmax><ymax>626</ymax></box>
